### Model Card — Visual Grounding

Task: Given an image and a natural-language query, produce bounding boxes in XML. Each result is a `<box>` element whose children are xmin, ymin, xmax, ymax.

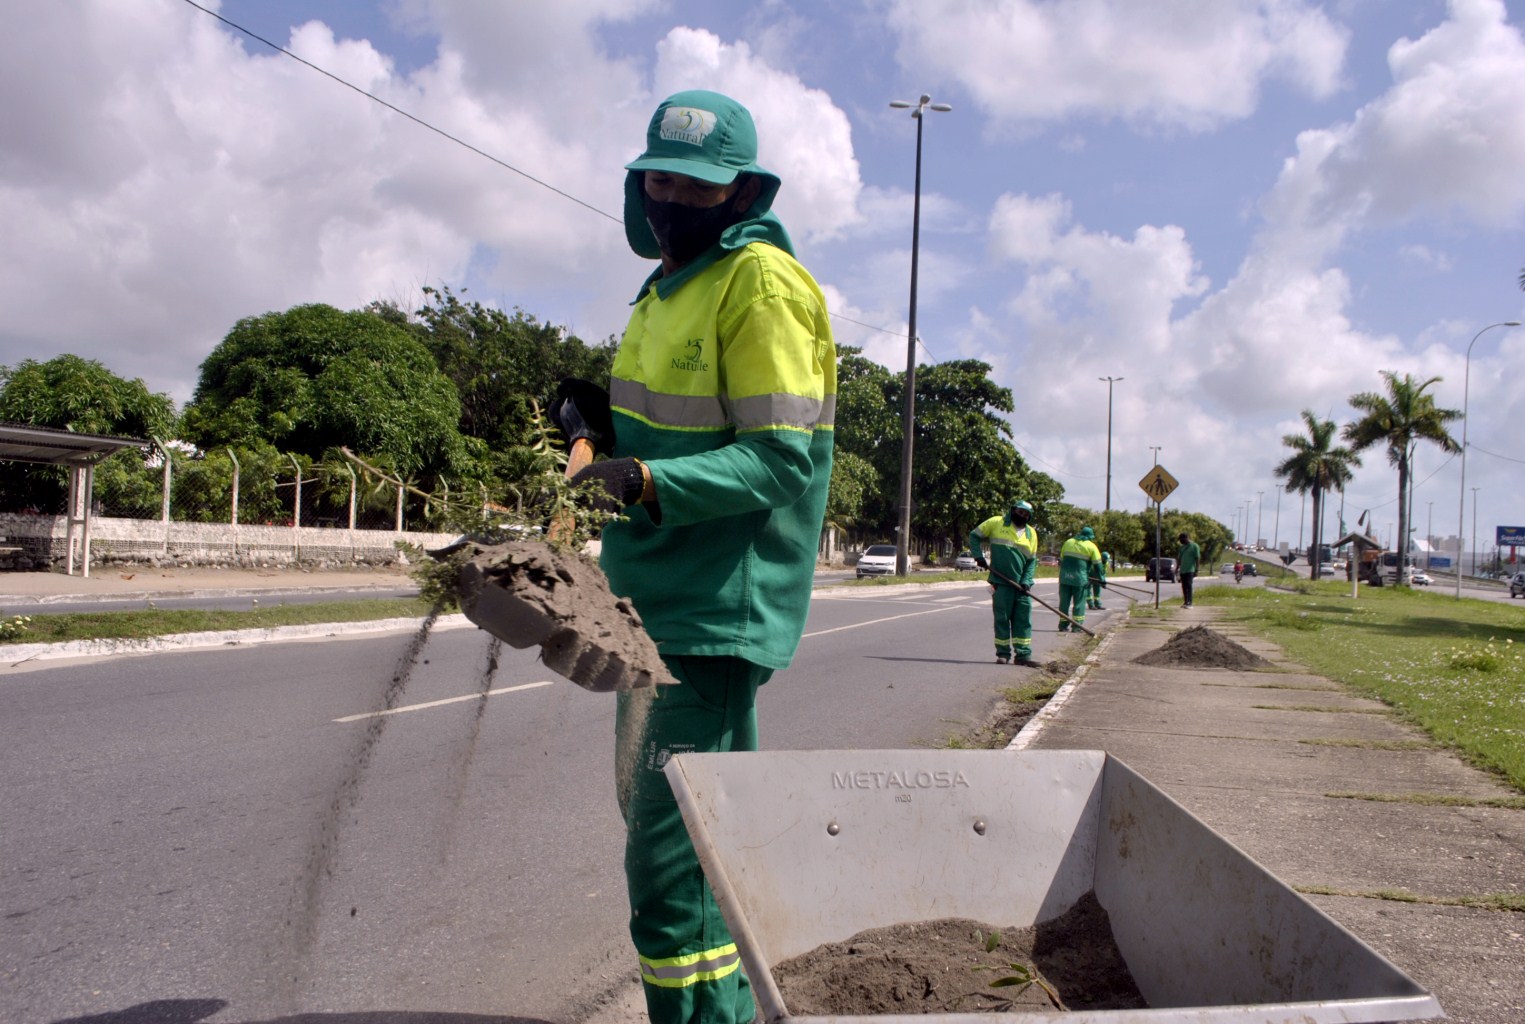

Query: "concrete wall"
<box><xmin>0</xmin><ymin>512</ymin><xmax>455</xmax><ymax>569</ymax></box>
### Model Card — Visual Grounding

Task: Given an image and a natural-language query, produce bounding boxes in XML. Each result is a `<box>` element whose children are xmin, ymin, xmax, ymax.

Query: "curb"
<box><xmin>1006</xmin><ymin>607</ymin><xmax>1130</xmax><ymax>751</ymax></box>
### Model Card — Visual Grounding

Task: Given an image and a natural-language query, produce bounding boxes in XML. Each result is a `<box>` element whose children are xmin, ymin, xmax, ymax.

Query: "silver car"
<box><xmin>955</xmin><ymin>550</ymin><xmax>979</xmax><ymax>571</ymax></box>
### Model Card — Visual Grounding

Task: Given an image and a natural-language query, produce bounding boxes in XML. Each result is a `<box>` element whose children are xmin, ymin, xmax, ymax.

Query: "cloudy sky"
<box><xmin>5</xmin><ymin>0</ymin><xmax>1525</xmax><ymax>554</ymax></box>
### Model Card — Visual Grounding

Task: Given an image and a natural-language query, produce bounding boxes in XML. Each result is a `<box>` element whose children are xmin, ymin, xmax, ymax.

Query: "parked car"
<box><xmin>855</xmin><ymin>544</ymin><xmax>898</xmax><ymax>578</ymax></box>
<box><xmin>1146</xmin><ymin>557</ymin><xmax>1177</xmax><ymax>583</ymax></box>
<box><xmin>1410</xmin><ymin>570</ymin><xmax>1432</xmax><ymax>586</ymax></box>
<box><xmin>955</xmin><ymin>550</ymin><xmax>979</xmax><ymax>572</ymax></box>
<box><xmin>1510</xmin><ymin>572</ymin><xmax>1525</xmax><ymax>599</ymax></box>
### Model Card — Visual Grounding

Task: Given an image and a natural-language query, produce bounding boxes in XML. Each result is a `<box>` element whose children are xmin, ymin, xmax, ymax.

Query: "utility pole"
<box><xmin>1471</xmin><ymin>487</ymin><xmax>1480</xmax><ymax>577</ymax></box>
<box><xmin>1273</xmin><ymin>484</ymin><xmax>1282</xmax><ymax>550</ymax></box>
<box><xmin>1099</xmin><ymin>376</ymin><xmax>1122</xmax><ymax>511</ymax></box>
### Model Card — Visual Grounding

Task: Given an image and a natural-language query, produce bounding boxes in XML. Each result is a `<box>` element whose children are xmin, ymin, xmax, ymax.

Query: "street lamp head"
<box><xmin>929</xmin><ymin>103</ymin><xmax>953</xmax><ymax>111</ymax></box>
<box><xmin>1507</xmin><ymin>321</ymin><xmax>1523</xmax><ymax>326</ymax></box>
<box><xmin>889</xmin><ymin>100</ymin><xmax>912</xmax><ymax>108</ymax></box>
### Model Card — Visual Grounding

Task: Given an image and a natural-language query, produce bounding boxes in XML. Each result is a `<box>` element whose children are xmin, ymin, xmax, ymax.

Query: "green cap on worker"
<box><xmin>625</xmin><ymin>90</ymin><xmax>773</xmax><ymax>185</ymax></box>
<box><xmin>1078</xmin><ymin>526</ymin><xmax>1096</xmax><ymax>540</ymax></box>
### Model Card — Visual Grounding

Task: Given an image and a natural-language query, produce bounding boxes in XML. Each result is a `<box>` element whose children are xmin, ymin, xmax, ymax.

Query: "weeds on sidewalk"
<box><xmin>1197</xmin><ymin>584</ymin><xmax>1525</xmax><ymax>792</ymax></box>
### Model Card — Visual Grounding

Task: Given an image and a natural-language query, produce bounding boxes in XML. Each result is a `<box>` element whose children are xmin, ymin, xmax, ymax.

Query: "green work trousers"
<box><xmin>1057</xmin><ymin>582</ymin><xmax>1088</xmax><ymax>631</ymax></box>
<box><xmin>1089</xmin><ymin>578</ymin><xmax>1104</xmax><ymax>607</ymax></box>
<box><xmin>616</xmin><ymin>654</ymin><xmax>771</xmax><ymax>1024</ymax></box>
<box><xmin>990</xmin><ymin>583</ymin><xmax>1032</xmax><ymax>659</ymax></box>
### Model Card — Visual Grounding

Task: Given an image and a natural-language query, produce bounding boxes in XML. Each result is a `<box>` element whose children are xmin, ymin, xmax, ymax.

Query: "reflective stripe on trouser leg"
<box><xmin>992</xmin><ymin>586</ymin><xmax>1032</xmax><ymax>657</ymax></box>
<box><xmin>618</xmin><ymin>654</ymin><xmax>768</xmax><ymax>1024</ymax></box>
<box><xmin>1058</xmin><ymin>583</ymin><xmax>1086</xmax><ymax>628</ymax></box>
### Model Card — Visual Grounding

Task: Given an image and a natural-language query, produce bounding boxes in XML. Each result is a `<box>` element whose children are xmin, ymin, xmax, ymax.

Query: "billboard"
<box><xmin>1498</xmin><ymin>526</ymin><xmax>1525</xmax><ymax>547</ymax></box>
<box><xmin>1429</xmin><ymin>556</ymin><xmax>1452</xmax><ymax>568</ymax></box>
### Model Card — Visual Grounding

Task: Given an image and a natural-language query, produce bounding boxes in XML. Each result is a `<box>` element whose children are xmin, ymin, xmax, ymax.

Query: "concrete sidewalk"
<box><xmin>0</xmin><ymin>564</ymin><xmax>417</xmax><ymax>604</ymax></box>
<box><xmin>1020</xmin><ymin>604</ymin><xmax>1523</xmax><ymax>1024</ymax></box>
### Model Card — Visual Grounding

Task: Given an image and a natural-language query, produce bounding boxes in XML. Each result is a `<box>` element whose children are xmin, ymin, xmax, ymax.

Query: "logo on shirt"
<box><xmin>659</xmin><ymin>107</ymin><xmax>717</xmax><ymax>147</ymax></box>
<box><xmin>671</xmin><ymin>338</ymin><xmax>709</xmax><ymax>372</ymax></box>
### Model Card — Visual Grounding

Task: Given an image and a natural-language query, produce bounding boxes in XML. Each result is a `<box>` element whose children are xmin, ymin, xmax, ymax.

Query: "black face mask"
<box><xmin>642</xmin><ymin>191</ymin><xmax>744</xmax><ymax>264</ymax></box>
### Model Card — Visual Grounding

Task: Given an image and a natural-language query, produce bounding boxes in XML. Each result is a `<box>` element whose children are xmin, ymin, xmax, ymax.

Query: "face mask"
<box><xmin>642</xmin><ymin>192</ymin><xmax>742</xmax><ymax>264</ymax></box>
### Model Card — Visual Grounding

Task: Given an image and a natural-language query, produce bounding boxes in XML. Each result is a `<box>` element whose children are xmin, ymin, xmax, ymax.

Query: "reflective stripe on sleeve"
<box><xmin>639</xmin><ymin>943</ymin><xmax>743</xmax><ymax>988</ymax></box>
<box><xmin>612</xmin><ymin>379</ymin><xmax>835</xmax><ymax>433</ymax></box>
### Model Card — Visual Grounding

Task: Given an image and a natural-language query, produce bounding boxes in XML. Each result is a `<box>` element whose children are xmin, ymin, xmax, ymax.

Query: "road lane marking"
<box><xmin>334</xmin><ymin>680</ymin><xmax>555</xmax><ymax>722</ymax></box>
<box><xmin>801</xmin><ymin>602</ymin><xmax>975</xmax><ymax>639</ymax></box>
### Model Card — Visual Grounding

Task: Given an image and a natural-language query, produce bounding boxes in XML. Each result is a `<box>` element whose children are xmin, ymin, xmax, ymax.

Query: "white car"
<box><xmin>1410</xmin><ymin>571</ymin><xmax>1433</xmax><ymax>586</ymax></box>
<box><xmin>855</xmin><ymin>544</ymin><xmax>898</xmax><ymax>578</ymax></box>
<box><xmin>954</xmin><ymin>551</ymin><xmax>980</xmax><ymax>571</ymax></box>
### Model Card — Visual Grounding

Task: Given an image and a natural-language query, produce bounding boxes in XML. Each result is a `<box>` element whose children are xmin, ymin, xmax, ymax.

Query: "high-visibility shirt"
<box><xmin>968</xmin><ymin>516</ymin><xmax>1038</xmax><ymax>588</ymax></box>
<box><xmin>600</xmin><ymin>241</ymin><xmax>836</xmax><ymax>671</ymax></box>
<box><xmin>1059</xmin><ymin>537</ymin><xmax>1104</xmax><ymax>587</ymax></box>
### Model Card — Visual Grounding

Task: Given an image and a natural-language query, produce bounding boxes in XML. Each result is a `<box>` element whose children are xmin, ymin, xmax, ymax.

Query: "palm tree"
<box><xmin>1275</xmin><ymin>411</ymin><xmax>1361</xmax><ymax>580</ymax></box>
<box><xmin>1342</xmin><ymin>371</ymin><xmax>1461</xmax><ymax>586</ymax></box>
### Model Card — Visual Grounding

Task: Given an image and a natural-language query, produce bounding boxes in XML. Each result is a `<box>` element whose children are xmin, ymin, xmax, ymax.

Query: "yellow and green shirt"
<box><xmin>1059</xmin><ymin>536</ymin><xmax>1104</xmax><ymax>587</ymax></box>
<box><xmin>601</xmin><ymin>241</ymin><xmax>836</xmax><ymax>670</ymax></box>
<box><xmin>968</xmin><ymin>516</ymin><xmax>1038</xmax><ymax>589</ymax></box>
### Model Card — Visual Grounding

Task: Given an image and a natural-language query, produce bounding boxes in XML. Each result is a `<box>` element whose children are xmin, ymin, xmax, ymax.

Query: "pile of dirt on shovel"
<box><xmin>1132</xmin><ymin>624</ymin><xmax>1271</xmax><ymax>670</ymax></box>
<box><xmin>456</xmin><ymin>539</ymin><xmax>676</xmax><ymax>691</ymax></box>
<box><xmin>772</xmin><ymin>891</ymin><xmax>1146</xmax><ymax>1015</ymax></box>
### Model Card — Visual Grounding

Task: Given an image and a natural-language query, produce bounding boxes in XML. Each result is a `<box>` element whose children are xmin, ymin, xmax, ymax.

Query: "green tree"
<box><xmin>181</xmin><ymin>303</ymin><xmax>473</xmax><ymax>489</ymax></box>
<box><xmin>0</xmin><ymin>354</ymin><xmax>177</xmax><ymax>513</ymax></box>
<box><xmin>1275</xmin><ymin>410</ymin><xmax>1361</xmax><ymax>579</ymax></box>
<box><xmin>1343</xmin><ymin>371</ymin><xmax>1461</xmax><ymax>585</ymax></box>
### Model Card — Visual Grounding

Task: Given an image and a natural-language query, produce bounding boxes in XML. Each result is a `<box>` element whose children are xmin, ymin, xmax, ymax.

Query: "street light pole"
<box><xmin>1426</xmin><ymin>501</ymin><xmax>1433</xmax><ymax>570</ymax></box>
<box><xmin>1456</xmin><ymin>320</ymin><xmax>1520</xmax><ymax>597</ymax></box>
<box><xmin>889</xmin><ymin>94</ymin><xmax>952</xmax><ymax>577</ymax></box>
<box><xmin>1472</xmin><ymin>487</ymin><xmax>1480</xmax><ymax>578</ymax></box>
<box><xmin>1099</xmin><ymin>376</ymin><xmax>1122</xmax><ymax>511</ymax></box>
<box><xmin>1273</xmin><ymin>484</ymin><xmax>1282</xmax><ymax>550</ymax></box>
<box><xmin>1256</xmin><ymin>491</ymin><xmax>1264</xmax><ymax>548</ymax></box>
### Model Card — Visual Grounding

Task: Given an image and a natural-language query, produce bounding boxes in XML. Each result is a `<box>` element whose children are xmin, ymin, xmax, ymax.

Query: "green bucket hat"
<box><xmin>1078</xmin><ymin>526</ymin><xmax>1096</xmax><ymax>541</ymax></box>
<box><xmin>623</xmin><ymin>90</ymin><xmax>782</xmax><ymax>259</ymax></box>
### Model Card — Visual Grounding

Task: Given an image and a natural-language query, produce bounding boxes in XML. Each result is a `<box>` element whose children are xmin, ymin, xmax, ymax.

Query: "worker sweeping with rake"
<box><xmin>968</xmin><ymin>499</ymin><xmax>1042</xmax><ymax>666</ymax></box>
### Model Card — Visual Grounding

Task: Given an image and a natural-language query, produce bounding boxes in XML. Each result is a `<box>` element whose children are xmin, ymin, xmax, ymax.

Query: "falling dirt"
<box><xmin>431</xmin><ymin>635</ymin><xmax>504</xmax><ymax>864</ymax></box>
<box><xmin>1132</xmin><ymin>624</ymin><xmax>1272</xmax><ymax>670</ymax></box>
<box><xmin>274</xmin><ymin>604</ymin><xmax>442</xmax><ymax>1009</ymax></box>
<box><xmin>457</xmin><ymin>540</ymin><xmax>675</xmax><ymax>692</ymax></box>
<box><xmin>772</xmin><ymin>891</ymin><xmax>1146</xmax><ymax>1015</ymax></box>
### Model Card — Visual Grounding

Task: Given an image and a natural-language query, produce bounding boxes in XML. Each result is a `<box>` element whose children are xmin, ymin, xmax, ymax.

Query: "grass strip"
<box><xmin>0</xmin><ymin>598</ymin><xmax>434</xmax><ymax>645</ymax></box>
<box><xmin>1325</xmin><ymin>791</ymin><xmax>1525</xmax><ymax>810</ymax></box>
<box><xmin>1297</xmin><ymin>884</ymin><xmax>1525</xmax><ymax>913</ymax></box>
<box><xmin>1195</xmin><ymin>583</ymin><xmax>1525</xmax><ymax>792</ymax></box>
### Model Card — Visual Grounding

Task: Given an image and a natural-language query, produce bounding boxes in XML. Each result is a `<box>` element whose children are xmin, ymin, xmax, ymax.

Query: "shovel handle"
<box><xmin>549</xmin><ymin>438</ymin><xmax>598</xmax><ymax>544</ymax></box>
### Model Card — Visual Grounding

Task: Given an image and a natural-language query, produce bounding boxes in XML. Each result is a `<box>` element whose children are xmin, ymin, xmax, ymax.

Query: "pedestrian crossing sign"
<box><xmin>1138</xmin><ymin>465</ymin><xmax>1179</xmax><ymax>504</ymax></box>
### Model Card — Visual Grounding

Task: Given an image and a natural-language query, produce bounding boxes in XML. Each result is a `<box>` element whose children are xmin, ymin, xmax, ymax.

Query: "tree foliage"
<box><xmin>0</xmin><ymin>355</ymin><xmax>177</xmax><ymax>513</ymax></box>
<box><xmin>181</xmin><ymin>303</ymin><xmax>472</xmax><ymax>485</ymax></box>
<box><xmin>1343</xmin><ymin>371</ymin><xmax>1460</xmax><ymax>585</ymax></box>
<box><xmin>1276</xmin><ymin>410</ymin><xmax>1361</xmax><ymax>579</ymax></box>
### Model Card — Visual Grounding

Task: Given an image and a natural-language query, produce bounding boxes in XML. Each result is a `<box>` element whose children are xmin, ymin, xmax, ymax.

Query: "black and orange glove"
<box><xmin>547</xmin><ymin>378</ymin><xmax>614</xmax><ymax>455</ymax></box>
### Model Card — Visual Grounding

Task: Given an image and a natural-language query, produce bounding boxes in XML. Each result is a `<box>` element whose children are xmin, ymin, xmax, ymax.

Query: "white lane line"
<box><xmin>334</xmin><ymin>680</ymin><xmax>555</xmax><ymax>722</ymax></box>
<box><xmin>801</xmin><ymin>602</ymin><xmax>974</xmax><ymax>639</ymax></box>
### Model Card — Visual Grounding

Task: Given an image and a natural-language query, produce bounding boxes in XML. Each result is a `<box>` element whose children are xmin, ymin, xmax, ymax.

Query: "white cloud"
<box><xmin>883</xmin><ymin>0</ymin><xmax>1349</xmax><ymax>130</ymax></box>
<box><xmin>649</xmin><ymin>27</ymin><xmax>863</xmax><ymax>240</ymax></box>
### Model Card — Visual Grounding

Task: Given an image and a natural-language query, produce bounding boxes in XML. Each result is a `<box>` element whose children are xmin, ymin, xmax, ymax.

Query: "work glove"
<box><xmin>975</xmin><ymin>556</ymin><xmax>989</xmax><ymax>570</ymax></box>
<box><xmin>1014</xmin><ymin>582</ymin><xmax>1031</xmax><ymax>596</ymax></box>
<box><xmin>568</xmin><ymin>458</ymin><xmax>646</xmax><ymax>514</ymax></box>
<box><xmin>547</xmin><ymin>378</ymin><xmax>614</xmax><ymax>455</ymax></box>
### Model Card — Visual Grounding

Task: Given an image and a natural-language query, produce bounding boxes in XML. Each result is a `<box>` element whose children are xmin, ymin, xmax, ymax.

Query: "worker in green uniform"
<box><xmin>552</xmin><ymin>90</ymin><xmax>835</xmax><ymax>1024</ymax></box>
<box><xmin>967</xmin><ymin>499</ymin><xmax>1040</xmax><ymax>665</ymax></box>
<box><xmin>1058</xmin><ymin>526</ymin><xmax>1104</xmax><ymax>632</ymax></box>
<box><xmin>1089</xmin><ymin>549</ymin><xmax>1111</xmax><ymax>609</ymax></box>
<box><xmin>1177</xmin><ymin>532</ymin><xmax>1202</xmax><ymax>607</ymax></box>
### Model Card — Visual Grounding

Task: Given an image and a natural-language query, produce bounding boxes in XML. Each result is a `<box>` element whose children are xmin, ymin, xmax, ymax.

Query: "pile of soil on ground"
<box><xmin>1133</xmin><ymin>624</ymin><xmax>1271</xmax><ymax>670</ymax></box>
<box><xmin>455</xmin><ymin>540</ymin><xmax>675</xmax><ymax>691</ymax></box>
<box><xmin>772</xmin><ymin>892</ymin><xmax>1146</xmax><ymax>1015</ymax></box>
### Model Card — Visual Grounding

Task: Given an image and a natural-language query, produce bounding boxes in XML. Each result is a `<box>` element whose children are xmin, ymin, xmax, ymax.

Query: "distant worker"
<box><xmin>1177</xmin><ymin>532</ymin><xmax>1201</xmax><ymax>607</ymax></box>
<box><xmin>1089</xmin><ymin>549</ymin><xmax>1111</xmax><ymax>610</ymax></box>
<box><xmin>967</xmin><ymin>499</ymin><xmax>1040</xmax><ymax>665</ymax></box>
<box><xmin>1058</xmin><ymin>526</ymin><xmax>1104</xmax><ymax>633</ymax></box>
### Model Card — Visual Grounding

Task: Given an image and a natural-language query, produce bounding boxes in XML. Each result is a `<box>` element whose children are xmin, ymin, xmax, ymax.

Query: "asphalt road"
<box><xmin>1</xmin><ymin>578</ymin><xmax>1127</xmax><ymax>1024</ymax></box>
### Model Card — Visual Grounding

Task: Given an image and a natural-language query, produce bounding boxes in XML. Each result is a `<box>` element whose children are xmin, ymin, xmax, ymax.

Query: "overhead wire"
<box><xmin>181</xmin><ymin>0</ymin><xmax>929</xmax><ymax>348</ymax></box>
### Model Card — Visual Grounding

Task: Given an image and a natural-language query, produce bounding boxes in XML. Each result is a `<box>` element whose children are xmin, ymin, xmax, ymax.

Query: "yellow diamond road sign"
<box><xmin>1138</xmin><ymin>465</ymin><xmax>1179</xmax><ymax>504</ymax></box>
